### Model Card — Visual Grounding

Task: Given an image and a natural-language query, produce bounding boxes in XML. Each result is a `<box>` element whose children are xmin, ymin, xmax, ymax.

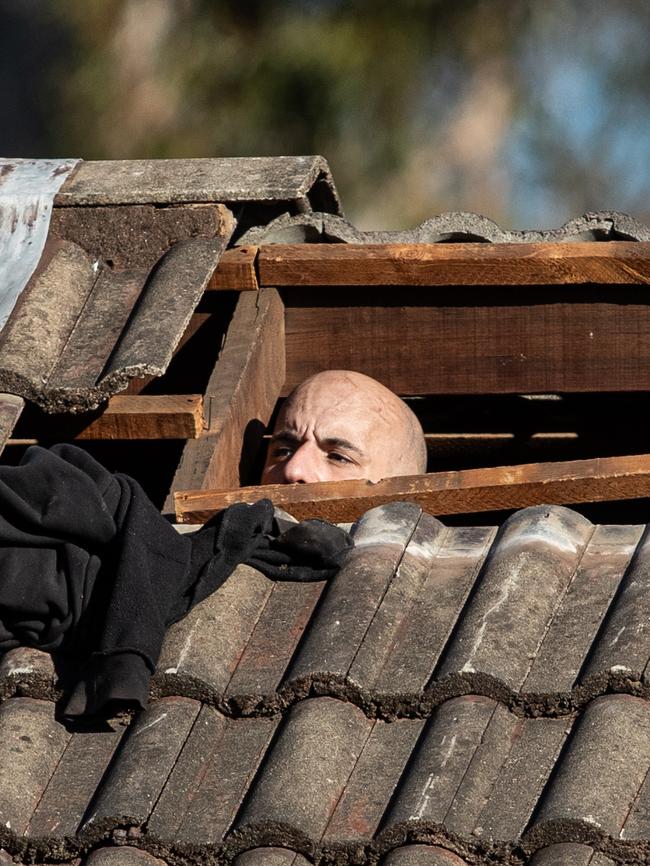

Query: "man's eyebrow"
<box><xmin>269</xmin><ymin>431</ymin><xmax>365</xmax><ymax>456</ymax></box>
<box><xmin>269</xmin><ymin>430</ymin><xmax>301</xmax><ymax>445</ymax></box>
<box><xmin>321</xmin><ymin>436</ymin><xmax>365</xmax><ymax>456</ymax></box>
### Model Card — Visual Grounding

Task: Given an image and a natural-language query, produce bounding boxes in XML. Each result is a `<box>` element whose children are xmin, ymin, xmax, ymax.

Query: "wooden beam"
<box><xmin>0</xmin><ymin>394</ymin><xmax>25</xmax><ymax>456</ymax></box>
<box><xmin>13</xmin><ymin>395</ymin><xmax>204</xmax><ymax>441</ymax></box>
<box><xmin>282</xmin><ymin>290</ymin><xmax>650</xmax><ymax>395</ymax></box>
<box><xmin>74</xmin><ymin>395</ymin><xmax>203</xmax><ymax>439</ymax></box>
<box><xmin>164</xmin><ymin>288</ymin><xmax>285</xmax><ymax>513</ymax></box>
<box><xmin>259</xmin><ymin>241</ymin><xmax>650</xmax><ymax>287</ymax></box>
<box><xmin>206</xmin><ymin>246</ymin><xmax>259</xmax><ymax>291</ymax></box>
<box><xmin>174</xmin><ymin>452</ymin><xmax>650</xmax><ymax>524</ymax></box>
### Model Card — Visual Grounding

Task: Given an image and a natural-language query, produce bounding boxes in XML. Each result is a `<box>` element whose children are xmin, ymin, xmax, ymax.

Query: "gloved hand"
<box><xmin>247</xmin><ymin>516</ymin><xmax>354</xmax><ymax>581</ymax></box>
<box><xmin>181</xmin><ymin>500</ymin><xmax>354</xmax><ymax>621</ymax></box>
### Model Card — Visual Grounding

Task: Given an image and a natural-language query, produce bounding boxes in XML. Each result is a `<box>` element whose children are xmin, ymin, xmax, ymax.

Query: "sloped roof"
<box><xmin>0</xmin><ymin>156</ymin><xmax>343</xmax><ymax>413</ymax></box>
<box><xmin>1</xmin><ymin>503</ymin><xmax>649</xmax><ymax>865</ymax></box>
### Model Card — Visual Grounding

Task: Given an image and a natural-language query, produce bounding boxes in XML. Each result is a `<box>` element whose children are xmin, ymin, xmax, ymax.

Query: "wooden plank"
<box><xmin>206</xmin><ymin>246</ymin><xmax>259</xmax><ymax>291</ymax></box>
<box><xmin>174</xmin><ymin>452</ymin><xmax>650</xmax><ymax>524</ymax></box>
<box><xmin>282</xmin><ymin>291</ymin><xmax>650</xmax><ymax>394</ymax></box>
<box><xmin>164</xmin><ymin>288</ymin><xmax>285</xmax><ymax>513</ymax></box>
<box><xmin>259</xmin><ymin>241</ymin><xmax>650</xmax><ymax>286</ymax></box>
<box><xmin>0</xmin><ymin>393</ymin><xmax>24</xmax><ymax>455</ymax></box>
<box><xmin>75</xmin><ymin>394</ymin><xmax>203</xmax><ymax>440</ymax></box>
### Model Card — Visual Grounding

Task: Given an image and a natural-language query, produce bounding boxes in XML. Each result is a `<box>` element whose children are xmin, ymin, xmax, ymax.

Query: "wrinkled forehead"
<box><xmin>278</xmin><ymin>376</ymin><xmax>399</xmax><ymax>440</ymax></box>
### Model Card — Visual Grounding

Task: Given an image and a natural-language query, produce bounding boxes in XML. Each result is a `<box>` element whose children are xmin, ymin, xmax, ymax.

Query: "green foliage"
<box><xmin>2</xmin><ymin>0</ymin><xmax>648</xmax><ymax>227</ymax></box>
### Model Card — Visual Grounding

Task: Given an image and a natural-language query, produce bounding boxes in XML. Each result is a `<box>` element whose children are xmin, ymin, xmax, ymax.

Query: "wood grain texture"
<box><xmin>74</xmin><ymin>394</ymin><xmax>203</xmax><ymax>440</ymax></box>
<box><xmin>174</xmin><ymin>452</ymin><xmax>650</xmax><ymax>524</ymax></box>
<box><xmin>259</xmin><ymin>242</ymin><xmax>650</xmax><ymax>286</ymax></box>
<box><xmin>164</xmin><ymin>288</ymin><xmax>285</xmax><ymax>513</ymax></box>
<box><xmin>282</xmin><ymin>289</ymin><xmax>650</xmax><ymax>394</ymax></box>
<box><xmin>207</xmin><ymin>246</ymin><xmax>259</xmax><ymax>291</ymax></box>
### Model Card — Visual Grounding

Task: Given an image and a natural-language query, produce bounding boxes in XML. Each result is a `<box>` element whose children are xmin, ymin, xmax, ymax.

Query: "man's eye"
<box><xmin>327</xmin><ymin>451</ymin><xmax>352</xmax><ymax>464</ymax></box>
<box><xmin>272</xmin><ymin>446</ymin><xmax>294</xmax><ymax>459</ymax></box>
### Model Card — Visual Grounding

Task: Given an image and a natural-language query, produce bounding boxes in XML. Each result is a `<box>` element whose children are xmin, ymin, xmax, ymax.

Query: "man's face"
<box><xmin>261</xmin><ymin>373</ymin><xmax>404</xmax><ymax>485</ymax></box>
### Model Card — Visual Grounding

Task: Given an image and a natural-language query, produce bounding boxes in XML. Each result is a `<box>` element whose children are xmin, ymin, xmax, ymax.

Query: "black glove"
<box><xmin>247</xmin><ymin>517</ymin><xmax>354</xmax><ymax>581</ymax></box>
<box><xmin>183</xmin><ymin>500</ymin><xmax>354</xmax><ymax>622</ymax></box>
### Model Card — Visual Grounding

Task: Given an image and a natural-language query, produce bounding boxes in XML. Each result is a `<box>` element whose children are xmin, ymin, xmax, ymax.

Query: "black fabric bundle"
<box><xmin>0</xmin><ymin>444</ymin><xmax>352</xmax><ymax>717</ymax></box>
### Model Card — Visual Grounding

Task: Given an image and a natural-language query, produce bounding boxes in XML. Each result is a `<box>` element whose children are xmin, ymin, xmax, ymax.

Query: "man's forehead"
<box><xmin>280</xmin><ymin>390</ymin><xmax>385</xmax><ymax>431</ymax></box>
<box><xmin>283</xmin><ymin>377</ymin><xmax>387</xmax><ymax>419</ymax></box>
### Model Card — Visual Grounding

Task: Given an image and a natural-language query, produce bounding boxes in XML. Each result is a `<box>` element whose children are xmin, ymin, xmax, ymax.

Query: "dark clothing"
<box><xmin>0</xmin><ymin>445</ymin><xmax>352</xmax><ymax>717</ymax></box>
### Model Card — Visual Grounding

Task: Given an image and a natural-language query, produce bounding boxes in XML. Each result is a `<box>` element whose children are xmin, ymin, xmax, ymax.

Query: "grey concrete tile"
<box><xmin>0</xmin><ymin>699</ymin><xmax>69</xmax><ymax>836</ymax></box>
<box><xmin>149</xmin><ymin>707</ymin><xmax>278</xmax><ymax>845</ymax></box>
<box><xmin>583</xmin><ymin>526</ymin><xmax>650</xmax><ymax>682</ymax></box>
<box><xmin>81</xmin><ymin>697</ymin><xmax>199</xmax><ymax>831</ymax></box>
<box><xmin>323</xmin><ymin>718</ymin><xmax>424</xmax><ymax>842</ymax></box>
<box><xmin>383</xmin><ymin>845</ymin><xmax>470</xmax><ymax>865</ymax></box>
<box><xmin>83</xmin><ymin>848</ymin><xmax>167</xmax><ymax>866</ymax></box>
<box><xmin>346</xmin><ymin>512</ymin><xmax>447</xmax><ymax>692</ymax></box>
<box><xmin>28</xmin><ymin>722</ymin><xmax>126</xmax><ymax>837</ymax></box>
<box><xmin>375</xmin><ymin>525</ymin><xmax>494</xmax><ymax>695</ymax></box>
<box><xmin>532</xmin><ymin>695</ymin><xmax>650</xmax><ymax>838</ymax></box>
<box><xmin>156</xmin><ymin>565</ymin><xmax>274</xmax><ymax>699</ymax></box>
<box><xmin>235</xmin><ymin>697</ymin><xmax>372</xmax><ymax>839</ymax></box>
<box><xmin>284</xmin><ymin>504</ymin><xmax>422</xmax><ymax>685</ymax></box>
<box><xmin>437</xmin><ymin>506</ymin><xmax>594</xmax><ymax>691</ymax></box>
<box><xmin>234</xmin><ymin>850</ymin><xmax>308</xmax><ymax>866</ymax></box>
<box><xmin>225</xmin><ymin>580</ymin><xmax>325</xmax><ymax>704</ymax></box>
<box><xmin>385</xmin><ymin>696</ymin><xmax>501</xmax><ymax>826</ymax></box>
<box><xmin>529</xmin><ymin>844</ymin><xmax>614</xmax><ymax>865</ymax></box>
<box><xmin>523</xmin><ymin>524</ymin><xmax>642</xmax><ymax>694</ymax></box>
<box><xmin>473</xmin><ymin>716</ymin><xmax>570</xmax><ymax>840</ymax></box>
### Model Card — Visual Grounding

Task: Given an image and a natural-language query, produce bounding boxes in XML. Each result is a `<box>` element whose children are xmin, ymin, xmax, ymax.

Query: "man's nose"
<box><xmin>281</xmin><ymin>444</ymin><xmax>321</xmax><ymax>484</ymax></box>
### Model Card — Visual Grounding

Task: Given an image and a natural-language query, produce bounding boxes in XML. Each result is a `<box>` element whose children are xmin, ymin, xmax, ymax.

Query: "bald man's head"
<box><xmin>261</xmin><ymin>370</ymin><xmax>427</xmax><ymax>485</ymax></box>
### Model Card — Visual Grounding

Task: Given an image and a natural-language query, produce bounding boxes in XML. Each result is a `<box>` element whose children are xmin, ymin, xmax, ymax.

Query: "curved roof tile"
<box><xmin>1</xmin><ymin>504</ymin><xmax>650</xmax><ymax>864</ymax></box>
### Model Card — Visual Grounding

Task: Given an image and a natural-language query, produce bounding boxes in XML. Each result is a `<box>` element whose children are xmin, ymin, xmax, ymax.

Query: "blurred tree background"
<box><xmin>1</xmin><ymin>0</ymin><xmax>648</xmax><ymax>229</ymax></box>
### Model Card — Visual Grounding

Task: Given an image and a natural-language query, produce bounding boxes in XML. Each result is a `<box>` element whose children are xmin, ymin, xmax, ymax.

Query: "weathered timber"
<box><xmin>0</xmin><ymin>394</ymin><xmax>24</xmax><ymax>456</ymax></box>
<box><xmin>207</xmin><ymin>246</ymin><xmax>259</xmax><ymax>291</ymax></box>
<box><xmin>164</xmin><ymin>289</ymin><xmax>285</xmax><ymax>513</ymax></box>
<box><xmin>174</xmin><ymin>452</ymin><xmax>650</xmax><ymax>524</ymax></box>
<box><xmin>72</xmin><ymin>395</ymin><xmax>203</xmax><ymax>440</ymax></box>
<box><xmin>259</xmin><ymin>242</ymin><xmax>650</xmax><ymax>286</ymax></box>
<box><xmin>54</xmin><ymin>156</ymin><xmax>341</xmax><ymax>212</ymax></box>
<box><xmin>282</xmin><ymin>286</ymin><xmax>650</xmax><ymax>394</ymax></box>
